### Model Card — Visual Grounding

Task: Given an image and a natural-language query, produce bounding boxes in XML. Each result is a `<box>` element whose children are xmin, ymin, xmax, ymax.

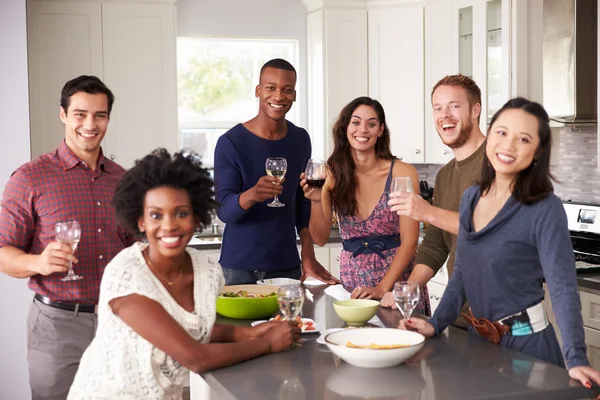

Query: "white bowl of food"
<box><xmin>324</xmin><ymin>328</ymin><xmax>425</xmax><ymax>368</ymax></box>
<box><xmin>256</xmin><ymin>278</ymin><xmax>301</xmax><ymax>286</ymax></box>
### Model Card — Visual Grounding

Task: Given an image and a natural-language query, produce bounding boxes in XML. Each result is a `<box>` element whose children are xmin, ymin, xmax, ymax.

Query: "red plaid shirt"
<box><xmin>0</xmin><ymin>141</ymin><xmax>134</xmax><ymax>303</ymax></box>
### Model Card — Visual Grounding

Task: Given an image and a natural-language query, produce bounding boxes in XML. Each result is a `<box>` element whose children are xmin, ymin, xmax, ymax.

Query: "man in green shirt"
<box><xmin>387</xmin><ymin>75</ymin><xmax>486</xmax><ymax>324</ymax></box>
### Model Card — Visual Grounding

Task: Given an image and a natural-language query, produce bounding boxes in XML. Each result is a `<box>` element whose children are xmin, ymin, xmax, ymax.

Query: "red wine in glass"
<box><xmin>305</xmin><ymin>159</ymin><xmax>326</xmax><ymax>189</ymax></box>
<box><xmin>306</xmin><ymin>178</ymin><xmax>325</xmax><ymax>188</ymax></box>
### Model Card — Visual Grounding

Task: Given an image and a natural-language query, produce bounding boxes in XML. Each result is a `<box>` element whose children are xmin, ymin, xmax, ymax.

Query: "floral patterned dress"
<box><xmin>338</xmin><ymin>159</ymin><xmax>431</xmax><ymax>317</ymax></box>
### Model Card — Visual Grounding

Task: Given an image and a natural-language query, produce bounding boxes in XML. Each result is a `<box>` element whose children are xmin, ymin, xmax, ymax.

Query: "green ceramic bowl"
<box><xmin>216</xmin><ymin>284</ymin><xmax>279</xmax><ymax>319</ymax></box>
<box><xmin>333</xmin><ymin>299</ymin><xmax>380</xmax><ymax>326</ymax></box>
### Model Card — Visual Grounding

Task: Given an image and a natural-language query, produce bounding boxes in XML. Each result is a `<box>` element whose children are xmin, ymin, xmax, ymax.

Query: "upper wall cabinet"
<box><xmin>424</xmin><ymin>0</ymin><xmax>453</xmax><ymax>164</ymax></box>
<box><xmin>368</xmin><ymin>6</ymin><xmax>425</xmax><ymax>164</ymax></box>
<box><xmin>307</xmin><ymin>8</ymin><xmax>368</xmax><ymax>159</ymax></box>
<box><xmin>27</xmin><ymin>0</ymin><xmax>177</xmax><ymax>169</ymax></box>
<box><xmin>452</xmin><ymin>0</ymin><xmax>510</xmax><ymax>131</ymax></box>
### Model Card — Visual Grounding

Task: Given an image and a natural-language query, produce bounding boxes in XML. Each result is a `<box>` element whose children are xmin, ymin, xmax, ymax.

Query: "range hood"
<box><xmin>543</xmin><ymin>0</ymin><xmax>597</xmax><ymax>125</ymax></box>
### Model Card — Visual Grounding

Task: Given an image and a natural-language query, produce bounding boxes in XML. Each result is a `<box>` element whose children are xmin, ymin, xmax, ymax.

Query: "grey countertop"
<box><xmin>202</xmin><ymin>285</ymin><xmax>598</xmax><ymax>400</ymax></box>
<box><xmin>577</xmin><ymin>270</ymin><xmax>600</xmax><ymax>293</ymax></box>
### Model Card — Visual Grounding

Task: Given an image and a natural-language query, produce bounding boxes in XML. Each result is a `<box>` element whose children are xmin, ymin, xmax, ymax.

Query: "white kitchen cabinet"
<box><xmin>451</xmin><ymin>0</ymin><xmax>511</xmax><ymax>129</ymax></box>
<box><xmin>426</xmin><ymin>281</ymin><xmax>446</xmax><ymax>315</ymax></box>
<box><xmin>306</xmin><ymin>7</ymin><xmax>368</xmax><ymax>159</ymax></box>
<box><xmin>297</xmin><ymin>245</ymin><xmax>330</xmax><ymax>271</ymax></box>
<box><xmin>368</xmin><ymin>5</ymin><xmax>424</xmax><ymax>163</ymax></box>
<box><xmin>328</xmin><ymin>243</ymin><xmax>342</xmax><ymax>280</ymax></box>
<box><xmin>26</xmin><ymin>0</ymin><xmax>177</xmax><ymax>169</ymax></box>
<box><xmin>424</xmin><ymin>0</ymin><xmax>454</xmax><ymax>164</ymax></box>
<box><xmin>27</xmin><ymin>1</ymin><xmax>104</xmax><ymax>160</ymax></box>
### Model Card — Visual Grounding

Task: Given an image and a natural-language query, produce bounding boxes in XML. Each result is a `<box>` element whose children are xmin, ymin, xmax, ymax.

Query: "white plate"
<box><xmin>316</xmin><ymin>328</ymin><xmax>346</xmax><ymax>345</ymax></box>
<box><xmin>251</xmin><ymin>318</ymin><xmax>321</xmax><ymax>334</ymax></box>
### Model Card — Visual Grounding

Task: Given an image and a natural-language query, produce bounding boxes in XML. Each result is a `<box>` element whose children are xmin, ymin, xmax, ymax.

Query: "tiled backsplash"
<box><xmin>414</xmin><ymin>125</ymin><xmax>600</xmax><ymax>204</ymax></box>
<box><xmin>552</xmin><ymin>126</ymin><xmax>599</xmax><ymax>203</ymax></box>
<box><xmin>415</xmin><ymin>164</ymin><xmax>443</xmax><ymax>187</ymax></box>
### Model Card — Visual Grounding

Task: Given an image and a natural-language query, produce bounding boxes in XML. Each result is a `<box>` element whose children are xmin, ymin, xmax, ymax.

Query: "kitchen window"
<box><xmin>177</xmin><ymin>37</ymin><xmax>299</xmax><ymax>168</ymax></box>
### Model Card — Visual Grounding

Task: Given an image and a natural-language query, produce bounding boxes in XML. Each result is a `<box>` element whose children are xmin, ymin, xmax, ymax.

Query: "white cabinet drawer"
<box><xmin>581</xmin><ymin>290</ymin><xmax>600</xmax><ymax>331</ymax></box>
<box><xmin>584</xmin><ymin>326</ymin><xmax>600</xmax><ymax>371</ymax></box>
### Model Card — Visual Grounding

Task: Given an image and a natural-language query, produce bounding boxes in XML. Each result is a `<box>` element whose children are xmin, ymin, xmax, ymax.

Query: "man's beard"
<box><xmin>442</xmin><ymin>119</ymin><xmax>473</xmax><ymax>149</ymax></box>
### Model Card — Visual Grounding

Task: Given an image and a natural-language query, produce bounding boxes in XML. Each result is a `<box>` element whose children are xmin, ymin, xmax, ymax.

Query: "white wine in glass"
<box><xmin>265</xmin><ymin>157</ymin><xmax>287</xmax><ymax>207</ymax></box>
<box><xmin>55</xmin><ymin>220</ymin><xmax>82</xmax><ymax>281</ymax></box>
<box><xmin>277</xmin><ymin>284</ymin><xmax>305</xmax><ymax>348</ymax></box>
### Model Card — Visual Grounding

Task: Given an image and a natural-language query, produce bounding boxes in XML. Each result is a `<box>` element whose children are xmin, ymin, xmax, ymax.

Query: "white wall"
<box><xmin>0</xmin><ymin>0</ymin><xmax>33</xmax><ymax>399</ymax></box>
<box><xmin>176</xmin><ymin>0</ymin><xmax>309</xmax><ymax>133</ymax></box>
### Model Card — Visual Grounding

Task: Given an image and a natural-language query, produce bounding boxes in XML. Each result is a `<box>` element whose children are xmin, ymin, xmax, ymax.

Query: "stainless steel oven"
<box><xmin>563</xmin><ymin>201</ymin><xmax>600</xmax><ymax>269</ymax></box>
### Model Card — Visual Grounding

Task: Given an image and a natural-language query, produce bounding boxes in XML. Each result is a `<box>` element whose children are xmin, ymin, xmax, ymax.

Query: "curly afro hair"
<box><xmin>113</xmin><ymin>148</ymin><xmax>218</xmax><ymax>237</ymax></box>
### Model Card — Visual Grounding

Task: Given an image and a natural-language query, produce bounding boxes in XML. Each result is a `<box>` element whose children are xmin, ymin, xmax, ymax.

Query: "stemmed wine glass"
<box><xmin>277</xmin><ymin>284</ymin><xmax>305</xmax><ymax>348</ymax></box>
<box><xmin>266</xmin><ymin>157</ymin><xmax>287</xmax><ymax>208</ymax></box>
<box><xmin>55</xmin><ymin>221</ymin><xmax>82</xmax><ymax>281</ymax></box>
<box><xmin>304</xmin><ymin>159</ymin><xmax>326</xmax><ymax>189</ymax></box>
<box><xmin>393</xmin><ymin>281</ymin><xmax>420</xmax><ymax>320</ymax></box>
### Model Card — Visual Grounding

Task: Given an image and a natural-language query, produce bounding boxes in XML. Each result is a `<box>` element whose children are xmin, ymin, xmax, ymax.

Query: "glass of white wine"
<box><xmin>55</xmin><ymin>220</ymin><xmax>82</xmax><ymax>281</ymax></box>
<box><xmin>277</xmin><ymin>284</ymin><xmax>305</xmax><ymax>348</ymax></box>
<box><xmin>266</xmin><ymin>157</ymin><xmax>287</xmax><ymax>208</ymax></box>
<box><xmin>393</xmin><ymin>281</ymin><xmax>420</xmax><ymax>320</ymax></box>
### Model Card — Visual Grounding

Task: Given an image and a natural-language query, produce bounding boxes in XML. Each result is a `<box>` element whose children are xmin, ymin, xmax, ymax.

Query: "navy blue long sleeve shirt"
<box><xmin>430</xmin><ymin>185</ymin><xmax>588</xmax><ymax>369</ymax></box>
<box><xmin>213</xmin><ymin>122</ymin><xmax>312</xmax><ymax>272</ymax></box>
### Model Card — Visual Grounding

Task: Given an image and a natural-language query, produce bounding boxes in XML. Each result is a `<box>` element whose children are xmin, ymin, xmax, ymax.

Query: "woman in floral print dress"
<box><xmin>301</xmin><ymin>97</ymin><xmax>430</xmax><ymax>316</ymax></box>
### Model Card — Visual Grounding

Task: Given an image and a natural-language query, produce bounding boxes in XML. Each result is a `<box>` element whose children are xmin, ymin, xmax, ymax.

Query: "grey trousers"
<box><xmin>27</xmin><ymin>298</ymin><xmax>97</xmax><ymax>400</ymax></box>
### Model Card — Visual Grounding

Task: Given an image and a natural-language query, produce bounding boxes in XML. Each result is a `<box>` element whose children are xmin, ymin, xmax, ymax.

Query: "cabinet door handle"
<box><xmin>110</xmin><ymin>154</ymin><xmax>115</xmax><ymax>160</ymax></box>
<box><xmin>336</xmin><ymin>256</ymin><xmax>340</xmax><ymax>262</ymax></box>
<box><xmin>443</xmin><ymin>149</ymin><xmax>450</xmax><ymax>155</ymax></box>
<box><xmin>415</xmin><ymin>149</ymin><xmax>421</xmax><ymax>155</ymax></box>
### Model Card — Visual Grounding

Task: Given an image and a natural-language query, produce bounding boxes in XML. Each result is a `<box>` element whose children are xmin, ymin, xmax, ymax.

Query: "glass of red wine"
<box><xmin>305</xmin><ymin>159</ymin><xmax>326</xmax><ymax>188</ymax></box>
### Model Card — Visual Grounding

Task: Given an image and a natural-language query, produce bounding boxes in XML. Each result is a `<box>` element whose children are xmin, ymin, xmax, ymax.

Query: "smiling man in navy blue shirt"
<box><xmin>214</xmin><ymin>58</ymin><xmax>338</xmax><ymax>285</ymax></box>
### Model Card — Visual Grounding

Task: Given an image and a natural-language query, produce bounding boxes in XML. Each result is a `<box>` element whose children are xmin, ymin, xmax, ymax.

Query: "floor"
<box><xmin>183</xmin><ymin>386</ymin><xmax>190</xmax><ymax>400</ymax></box>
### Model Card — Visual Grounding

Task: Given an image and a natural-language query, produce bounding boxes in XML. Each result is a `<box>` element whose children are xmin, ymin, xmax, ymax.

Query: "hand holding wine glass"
<box><xmin>55</xmin><ymin>221</ymin><xmax>83</xmax><ymax>281</ymax></box>
<box><xmin>265</xmin><ymin>157</ymin><xmax>287</xmax><ymax>208</ymax></box>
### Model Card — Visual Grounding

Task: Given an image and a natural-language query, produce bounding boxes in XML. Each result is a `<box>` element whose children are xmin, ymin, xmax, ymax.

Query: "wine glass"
<box><xmin>393</xmin><ymin>281</ymin><xmax>420</xmax><ymax>320</ymax></box>
<box><xmin>277</xmin><ymin>284</ymin><xmax>305</xmax><ymax>348</ymax></box>
<box><xmin>304</xmin><ymin>159</ymin><xmax>326</xmax><ymax>189</ymax></box>
<box><xmin>389</xmin><ymin>176</ymin><xmax>414</xmax><ymax>207</ymax></box>
<box><xmin>266</xmin><ymin>157</ymin><xmax>288</xmax><ymax>208</ymax></box>
<box><xmin>55</xmin><ymin>221</ymin><xmax>82</xmax><ymax>281</ymax></box>
<box><xmin>277</xmin><ymin>284</ymin><xmax>305</xmax><ymax>321</ymax></box>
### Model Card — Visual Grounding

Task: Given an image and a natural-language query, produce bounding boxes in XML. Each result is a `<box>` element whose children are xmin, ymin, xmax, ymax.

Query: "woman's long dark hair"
<box><xmin>480</xmin><ymin>97</ymin><xmax>555</xmax><ymax>204</ymax></box>
<box><xmin>327</xmin><ymin>97</ymin><xmax>393</xmax><ymax>216</ymax></box>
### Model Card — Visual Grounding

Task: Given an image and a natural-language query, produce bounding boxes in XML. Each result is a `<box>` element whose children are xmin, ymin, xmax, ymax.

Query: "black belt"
<box><xmin>34</xmin><ymin>294</ymin><xmax>97</xmax><ymax>313</ymax></box>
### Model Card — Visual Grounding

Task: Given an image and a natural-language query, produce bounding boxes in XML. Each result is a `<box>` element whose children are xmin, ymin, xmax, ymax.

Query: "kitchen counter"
<box><xmin>197</xmin><ymin>285</ymin><xmax>598</xmax><ymax>400</ymax></box>
<box><xmin>188</xmin><ymin>229</ymin><xmax>343</xmax><ymax>250</ymax></box>
<box><xmin>577</xmin><ymin>270</ymin><xmax>600</xmax><ymax>293</ymax></box>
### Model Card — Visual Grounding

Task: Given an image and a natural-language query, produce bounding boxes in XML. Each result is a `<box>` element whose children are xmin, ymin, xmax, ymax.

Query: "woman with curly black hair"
<box><xmin>68</xmin><ymin>149</ymin><xmax>299</xmax><ymax>400</ymax></box>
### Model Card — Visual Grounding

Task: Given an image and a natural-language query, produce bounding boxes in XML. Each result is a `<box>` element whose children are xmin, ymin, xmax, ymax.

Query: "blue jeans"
<box><xmin>222</xmin><ymin>265</ymin><xmax>302</xmax><ymax>285</ymax></box>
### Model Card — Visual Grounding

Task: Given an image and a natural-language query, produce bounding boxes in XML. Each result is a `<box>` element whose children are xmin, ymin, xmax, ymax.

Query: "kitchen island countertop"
<box><xmin>196</xmin><ymin>284</ymin><xmax>598</xmax><ymax>400</ymax></box>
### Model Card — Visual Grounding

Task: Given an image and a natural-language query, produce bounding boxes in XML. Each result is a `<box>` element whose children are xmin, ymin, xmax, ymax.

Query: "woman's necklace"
<box><xmin>143</xmin><ymin>249</ymin><xmax>186</xmax><ymax>286</ymax></box>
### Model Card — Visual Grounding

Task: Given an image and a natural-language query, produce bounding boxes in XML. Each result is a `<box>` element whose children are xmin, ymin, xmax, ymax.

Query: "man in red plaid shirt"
<box><xmin>0</xmin><ymin>75</ymin><xmax>134</xmax><ymax>400</ymax></box>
